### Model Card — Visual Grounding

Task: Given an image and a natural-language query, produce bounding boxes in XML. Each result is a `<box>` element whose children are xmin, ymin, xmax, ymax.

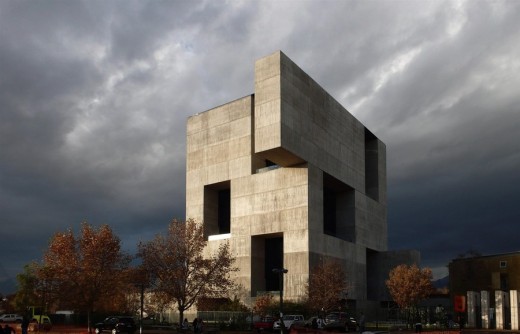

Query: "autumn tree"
<box><xmin>148</xmin><ymin>291</ymin><xmax>174</xmax><ymax>321</ymax></box>
<box><xmin>13</xmin><ymin>263</ymin><xmax>41</xmax><ymax>312</ymax></box>
<box><xmin>40</xmin><ymin>222</ymin><xmax>130</xmax><ymax>329</ymax></box>
<box><xmin>386</xmin><ymin>264</ymin><xmax>434</xmax><ymax>326</ymax></box>
<box><xmin>306</xmin><ymin>259</ymin><xmax>349</xmax><ymax>313</ymax></box>
<box><xmin>138</xmin><ymin>218</ymin><xmax>237</xmax><ymax>324</ymax></box>
<box><xmin>253</xmin><ymin>294</ymin><xmax>275</xmax><ymax>317</ymax></box>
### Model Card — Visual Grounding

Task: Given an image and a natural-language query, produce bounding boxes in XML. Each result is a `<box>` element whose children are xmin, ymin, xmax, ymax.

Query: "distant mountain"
<box><xmin>433</xmin><ymin>275</ymin><xmax>449</xmax><ymax>289</ymax></box>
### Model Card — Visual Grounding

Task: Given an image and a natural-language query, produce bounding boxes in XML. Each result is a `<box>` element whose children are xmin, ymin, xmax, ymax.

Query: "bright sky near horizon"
<box><xmin>1</xmin><ymin>0</ymin><xmax>520</xmax><ymax>293</ymax></box>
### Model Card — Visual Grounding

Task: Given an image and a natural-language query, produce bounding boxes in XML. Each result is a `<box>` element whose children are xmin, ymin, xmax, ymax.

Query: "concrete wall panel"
<box><xmin>511</xmin><ymin>290</ymin><xmax>519</xmax><ymax>330</ymax></box>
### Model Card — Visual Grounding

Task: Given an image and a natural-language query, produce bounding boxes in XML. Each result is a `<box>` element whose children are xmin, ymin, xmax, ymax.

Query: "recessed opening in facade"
<box><xmin>500</xmin><ymin>273</ymin><xmax>508</xmax><ymax>290</ymax></box>
<box><xmin>366</xmin><ymin>248</ymin><xmax>379</xmax><ymax>300</ymax></box>
<box><xmin>255</xmin><ymin>159</ymin><xmax>280</xmax><ymax>173</ymax></box>
<box><xmin>323</xmin><ymin>172</ymin><xmax>355</xmax><ymax>242</ymax></box>
<box><xmin>253</xmin><ymin>147</ymin><xmax>305</xmax><ymax>170</ymax></box>
<box><xmin>364</xmin><ymin>128</ymin><xmax>379</xmax><ymax>202</ymax></box>
<box><xmin>251</xmin><ymin>234</ymin><xmax>283</xmax><ymax>296</ymax></box>
<box><xmin>203</xmin><ymin>180</ymin><xmax>231</xmax><ymax>238</ymax></box>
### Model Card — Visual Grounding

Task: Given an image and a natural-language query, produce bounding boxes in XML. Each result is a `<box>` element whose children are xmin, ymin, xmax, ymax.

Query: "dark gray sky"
<box><xmin>1</xmin><ymin>0</ymin><xmax>519</xmax><ymax>293</ymax></box>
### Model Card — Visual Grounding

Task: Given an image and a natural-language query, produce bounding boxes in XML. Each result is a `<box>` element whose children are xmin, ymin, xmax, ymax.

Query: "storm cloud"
<box><xmin>1</xmin><ymin>0</ymin><xmax>519</xmax><ymax>292</ymax></box>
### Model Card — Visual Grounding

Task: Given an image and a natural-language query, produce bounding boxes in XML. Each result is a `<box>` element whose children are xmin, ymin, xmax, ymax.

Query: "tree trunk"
<box><xmin>87</xmin><ymin>309</ymin><xmax>92</xmax><ymax>334</ymax></box>
<box><xmin>179</xmin><ymin>307</ymin><xmax>184</xmax><ymax>328</ymax></box>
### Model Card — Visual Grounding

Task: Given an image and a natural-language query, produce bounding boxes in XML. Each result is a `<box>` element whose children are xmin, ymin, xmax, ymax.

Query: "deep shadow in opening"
<box><xmin>265</xmin><ymin>237</ymin><xmax>283</xmax><ymax>291</ymax></box>
<box><xmin>203</xmin><ymin>181</ymin><xmax>231</xmax><ymax>237</ymax></box>
<box><xmin>218</xmin><ymin>188</ymin><xmax>230</xmax><ymax>233</ymax></box>
<box><xmin>323</xmin><ymin>172</ymin><xmax>355</xmax><ymax>242</ymax></box>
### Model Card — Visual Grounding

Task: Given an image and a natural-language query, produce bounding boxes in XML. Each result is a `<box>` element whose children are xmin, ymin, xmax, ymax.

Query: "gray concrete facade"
<box><xmin>186</xmin><ymin>51</ymin><xmax>418</xmax><ymax>309</ymax></box>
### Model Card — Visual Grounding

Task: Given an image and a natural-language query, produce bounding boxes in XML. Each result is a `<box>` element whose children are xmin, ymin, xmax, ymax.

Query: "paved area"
<box><xmin>5</xmin><ymin>324</ymin><xmax>520</xmax><ymax>334</ymax></box>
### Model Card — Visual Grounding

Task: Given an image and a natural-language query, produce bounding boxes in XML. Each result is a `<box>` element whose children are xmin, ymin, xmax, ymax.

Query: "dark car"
<box><xmin>293</xmin><ymin>316</ymin><xmax>319</xmax><ymax>328</ymax></box>
<box><xmin>324</xmin><ymin>312</ymin><xmax>357</xmax><ymax>332</ymax></box>
<box><xmin>94</xmin><ymin>316</ymin><xmax>137</xmax><ymax>334</ymax></box>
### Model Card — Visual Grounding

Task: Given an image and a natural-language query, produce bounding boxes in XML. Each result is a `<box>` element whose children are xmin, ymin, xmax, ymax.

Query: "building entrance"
<box><xmin>265</xmin><ymin>237</ymin><xmax>283</xmax><ymax>291</ymax></box>
<box><xmin>251</xmin><ymin>235</ymin><xmax>283</xmax><ymax>296</ymax></box>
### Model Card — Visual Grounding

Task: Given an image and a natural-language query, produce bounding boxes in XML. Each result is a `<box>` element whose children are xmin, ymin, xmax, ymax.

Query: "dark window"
<box><xmin>218</xmin><ymin>189</ymin><xmax>231</xmax><ymax>233</ymax></box>
<box><xmin>323</xmin><ymin>188</ymin><xmax>337</xmax><ymax>235</ymax></box>
<box><xmin>265</xmin><ymin>237</ymin><xmax>283</xmax><ymax>291</ymax></box>
<box><xmin>364</xmin><ymin>128</ymin><xmax>379</xmax><ymax>201</ymax></box>
<box><xmin>204</xmin><ymin>181</ymin><xmax>231</xmax><ymax>237</ymax></box>
<box><xmin>500</xmin><ymin>273</ymin><xmax>508</xmax><ymax>290</ymax></box>
<box><xmin>366</xmin><ymin>249</ymin><xmax>380</xmax><ymax>300</ymax></box>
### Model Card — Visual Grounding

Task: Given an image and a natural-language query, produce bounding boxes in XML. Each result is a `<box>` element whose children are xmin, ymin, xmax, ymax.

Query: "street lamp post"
<box><xmin>139</xmin><ymin>282</ymin><xmax>144</xmax><ymax>334</ymax></box>
<box><xmin>272</xmin><ymin>268</ymin><xmax>288</xmax><ymax>334</ymax></box>
<box><xmin>133</xmin><ymin>265</ymin><xmax>149</xmax><ymax>334</ymax></box>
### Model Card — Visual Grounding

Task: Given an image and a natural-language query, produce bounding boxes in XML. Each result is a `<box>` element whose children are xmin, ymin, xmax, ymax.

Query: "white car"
<box><xmin>0</xmin><ymin>314</ymin><xmax>23</xmax><ymax>323</ymax></box>
<box><xmin>273</xmin><ymin>315</ymin><xmax>304</xmax><ymax>330</ymax></box>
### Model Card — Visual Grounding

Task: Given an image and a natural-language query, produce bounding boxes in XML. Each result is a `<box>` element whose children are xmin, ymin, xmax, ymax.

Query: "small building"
<box><xmin>449</xmin><ymin>251</ymin><xmax>520</xmax><ymax>329</ymax></box>
<box><xmin>185</xmin><ymin>51</ymin><xmax>418</xmax><ymax>315</ymax></box>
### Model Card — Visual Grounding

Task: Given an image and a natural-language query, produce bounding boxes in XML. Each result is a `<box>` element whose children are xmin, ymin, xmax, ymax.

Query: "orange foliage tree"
<box><xmin>306</xmin><ymin>259</ymin><xmax>349</xmax><ymax>313</ymax></box>
<box><xmin>40</xmin><ymin>223</ymin><xmax>131</xmax><ymax>328</ymax></box>
<box><xmin>138</xmin><ymin>218</ymin><xmax>237</xmax><ymax>324</ymax></box>
<box><xmin>253</xmin><ymin>294</ymin><xmax>275</xmax><ymax>317</ymax></box>
<box><xmin>385</xmin><ymin>264</ymin><xmax>434</xmax><ymax>325</ymax></box>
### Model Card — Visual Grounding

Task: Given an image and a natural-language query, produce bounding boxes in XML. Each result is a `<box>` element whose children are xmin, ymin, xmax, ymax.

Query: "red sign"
<box><xmin>454</xmin><ymin>295</ymin><xmax>466</xmax><ymax>312</ymax></box>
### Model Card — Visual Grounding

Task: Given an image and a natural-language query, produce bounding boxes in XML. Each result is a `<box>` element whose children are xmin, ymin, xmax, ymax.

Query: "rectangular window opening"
<box><xmin>365</xmin><ymin>128</ymin><xmax>379</xmax><ymax>202</ymax></box>
<box><xmin>251</xmin><ymin>234</ymin><xmax>283</xmax><ymax>296</ymax></box>
<box><xmin>204</xmin><ymin>181</ymin><xmax>231</xmax><ymax>238</ymax></box>
<box><xmin>218</xmin><ymin>188</ymin><xmax>230</xmax><ymax>234</ymax></box>
<box><xmin>500</xmin><ymin>273</ymin><xmax>508</xmax><ymax>290</ymax></box>
<box><xmin>323</xmin><ymin>172</ymin><xmax>355</xmax><ymax>242</ymax></box>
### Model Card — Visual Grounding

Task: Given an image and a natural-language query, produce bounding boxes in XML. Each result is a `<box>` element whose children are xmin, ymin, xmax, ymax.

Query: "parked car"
<box><xmin>273</xmin><ymin>315</ymin><xmax>304</xmax><ymax>330</ymax></box>
<box><xmin>94</xmin><ymin>316</ymin><xmax>137</xmax><ymax>334</ymax></box>
<box><xmin>27</xmin><ymin>306</ymin><xmax>52</xmax><ymax>329</ymax></box>
<box><xmin>292</xmin><ymin>316</ymin><xmax>320</xmax><ymax>328</ymax></box>
<box><xmin>324</xmin><ymin>312</ymin><xmax>357</xmax><ymax>332</ymax></box>
<box><xmin>253</xmin><ymin>316</ymin><xmax>276</xmax><ymax>332</ymax></box>
<box><xmin>0</xmin><ymin>314</ymin><xmax>23</xmax><ymax>323</ymax></box>
<box><xmin>31</xmin><ymin>317</ymin><xmax>52</xmax><ymax>331</ymax></box>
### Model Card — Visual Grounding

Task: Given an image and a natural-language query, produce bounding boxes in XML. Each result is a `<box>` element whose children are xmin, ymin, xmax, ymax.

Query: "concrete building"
<box><xmin>186</xmin><ymin>51</ymin><xmax>418</xmax><ymax>313</ymax></box>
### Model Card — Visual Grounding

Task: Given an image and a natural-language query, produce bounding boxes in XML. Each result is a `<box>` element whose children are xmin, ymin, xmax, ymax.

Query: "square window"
<box><xmin>500</xmin><ymin>261</ymin><xmax>507</xmax><ymax>268</ymax></box>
